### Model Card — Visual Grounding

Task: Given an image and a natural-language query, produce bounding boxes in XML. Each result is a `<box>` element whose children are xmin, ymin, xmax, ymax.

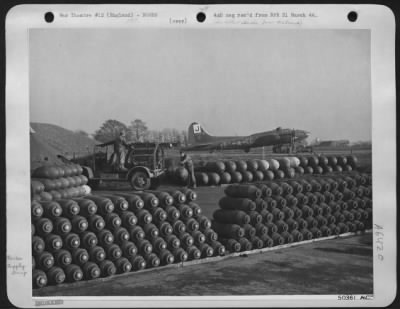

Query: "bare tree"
<box><xmin>93</xmin><ymin>119</ymin><xmax>128</xmax><ymax>143</ymax></box>
<box><xmin>181</xmin><ymin>130</ymin><xmax>188</xmax><ymax>146</ymax></box>
<box><xmin>129</xmin><ymin>119</ymin><xmax>148</xmax><ymax>142</ymax></box>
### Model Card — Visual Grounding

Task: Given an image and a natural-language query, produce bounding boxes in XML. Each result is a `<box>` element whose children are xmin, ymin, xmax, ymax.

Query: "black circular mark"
<box><xmin>196</xmin><ymin>12</ymin><xmax>206</xmax><ymax>23</ymax></box>
<box><xmin>347</xmin><ymin>11</ymin><xmax>357</xmax><ymax>22</ymax></box>
<box><xmin>44</xmin><ymin>12</ymin><xmax>54</xmax><ymax>23</ymax></box>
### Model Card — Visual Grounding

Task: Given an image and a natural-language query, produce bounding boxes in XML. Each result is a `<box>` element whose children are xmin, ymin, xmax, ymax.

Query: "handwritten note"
<box><xmin>374</xmin><ymin>224</ymin><xmax>384</xmax><ymax>261</ymax></box>
<box><xmin>7</xmin><ymin>255</ymin><xmax>28</xmax><ymax>277</ymax></box>
<box><xmin>213</xmin><ymin>10</ymin><xmax>318</xmax><ymax>26</ymax></box>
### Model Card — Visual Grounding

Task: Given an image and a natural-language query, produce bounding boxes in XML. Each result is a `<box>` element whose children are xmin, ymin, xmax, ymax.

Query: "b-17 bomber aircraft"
<box><xmin>183</xmin><ymin>122</ymin><xmax>310</xmax><ymax>153</ymax></box>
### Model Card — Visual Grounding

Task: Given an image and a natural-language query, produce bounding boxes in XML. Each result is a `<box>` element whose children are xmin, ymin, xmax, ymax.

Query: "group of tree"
<box><xmin>92</xmin><ymin>119</ymin><xmax>187</xmax><ymax>145</ymax></box>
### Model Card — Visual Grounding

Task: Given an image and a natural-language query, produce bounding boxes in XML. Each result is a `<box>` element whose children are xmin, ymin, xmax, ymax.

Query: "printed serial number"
<box><xmin>338</xmin><ymin>295</ymin><xmax>356</xmax><ymax>300</ymax></box>
<box><xmin>142</xmin><ymin>12</ymin><xmax>157</xmax><ymax>17</ymax></box>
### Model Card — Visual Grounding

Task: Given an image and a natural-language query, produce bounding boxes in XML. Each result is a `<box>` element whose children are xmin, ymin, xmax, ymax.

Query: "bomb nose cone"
<box><xmin>80</xmin><ymin>222</ymin><xmax>88</xmax><ymax>229</ymax></box>
<box><xmin>57</xmin><ymin>273</ymin><xmax>66</xmax><ymax>282</ymax></box>
<box><xmin>75</xmin><ymin>272</ymin><xmax>82</xmax><ymax>280</ymax></box>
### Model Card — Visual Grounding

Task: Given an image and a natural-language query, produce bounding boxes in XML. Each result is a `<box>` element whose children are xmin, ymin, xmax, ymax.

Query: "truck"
<box><xmin>68</xmin><ymin>142</ymin><xmax>166</xmax><ymax>191</ymax></box>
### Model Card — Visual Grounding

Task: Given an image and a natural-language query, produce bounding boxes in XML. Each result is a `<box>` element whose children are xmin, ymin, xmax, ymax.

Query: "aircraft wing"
<box><xmin>182</xmin><ymin>142</ymin><xmax>217</xmax><ymax>151</ymax></box>
<box><xmin>184</xmin><ymin>136</ymin><xmax>253</xmax><ymax>151</ymax></box>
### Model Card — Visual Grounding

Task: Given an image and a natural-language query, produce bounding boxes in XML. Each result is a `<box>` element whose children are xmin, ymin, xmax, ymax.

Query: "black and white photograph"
<box><xmin>5</xmin><ymin>4</ymin><xmax>396</xmax><ymax>307</ymax></box>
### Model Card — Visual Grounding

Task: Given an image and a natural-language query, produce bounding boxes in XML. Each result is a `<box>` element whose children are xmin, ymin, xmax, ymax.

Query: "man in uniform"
<box><xmin>180</xmin><ymin>150</ymin><xmax>197</xmax><ymax>188</ymax></box>
<box><xmin>98</xmin><ymin>131</ymin><xmax>131</xmax><ymax>172</ymax></box>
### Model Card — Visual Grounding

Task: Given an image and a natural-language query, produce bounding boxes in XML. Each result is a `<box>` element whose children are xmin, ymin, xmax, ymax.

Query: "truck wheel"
<box><xmin>130</xmin><ymin>171</ymin><xmax>151</xmax><ymax>191</ymax></box>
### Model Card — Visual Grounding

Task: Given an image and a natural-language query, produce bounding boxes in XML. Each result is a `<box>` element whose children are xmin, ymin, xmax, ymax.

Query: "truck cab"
<box><xmin>73</xmin><ymin>142</ymin><xmax>166</xmax><ymax>191</ymax></box>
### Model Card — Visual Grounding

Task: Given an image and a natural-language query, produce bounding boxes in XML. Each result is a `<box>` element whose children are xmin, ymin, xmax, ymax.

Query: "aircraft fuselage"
<box><xmin>184</xmin><ymin>126</ymin><xmax>309</xmax><ymax>152</ymax></box>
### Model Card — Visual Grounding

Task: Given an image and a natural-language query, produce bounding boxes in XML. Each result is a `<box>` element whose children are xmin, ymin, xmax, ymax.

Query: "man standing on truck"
<box><xmin>180</xmin><ymin>150</ymin><xmax>197</xmax><ymax>188</ymax></box>
<box><xmin>98</xmin><ymin>131</ymin><xmax>131</xmax><ymax>172</ymax></box>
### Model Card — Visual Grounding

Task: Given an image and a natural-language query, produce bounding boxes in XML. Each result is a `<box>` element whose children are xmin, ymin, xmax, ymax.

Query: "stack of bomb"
<box><xmin>294</xmin><ymin>155</ymin><xmax>358</xmax><ymax>176</ymax></box>
<box><xmin>193</xmin><ymin>159</ymin><xmax>278</xmax><ymax>186</ymax></box>
<box><xmin>32</xmin><ymin>188</ymin><xmax>224</xmax><ymax>289</ymax></box>
<box><xmin>31</xmin><ymin>163</ymin><xmax>91</xmax><ymax>202</ymax></box>
<box><xmin>187</xmin><ymin>155</ymin><xmax>358</xmax><ymax>186</ymax></box>
<box><xmin>211</xmin><ymin>171</ymin><xmax>372</xmax><ymax>253</ymax></box>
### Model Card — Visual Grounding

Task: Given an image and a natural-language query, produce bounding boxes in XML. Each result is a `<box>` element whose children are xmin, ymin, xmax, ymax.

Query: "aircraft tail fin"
<box><xmin>188</xmin><ymin>122</ymin><xmax>213</xmax><ymax>145</ymax></box>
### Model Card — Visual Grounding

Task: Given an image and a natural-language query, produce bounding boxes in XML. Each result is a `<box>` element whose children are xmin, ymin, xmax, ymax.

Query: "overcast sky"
<box><xmin>30</xmin><ymin>28</ymin><xmax>371</xmax><ymax>141</ymax></box>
